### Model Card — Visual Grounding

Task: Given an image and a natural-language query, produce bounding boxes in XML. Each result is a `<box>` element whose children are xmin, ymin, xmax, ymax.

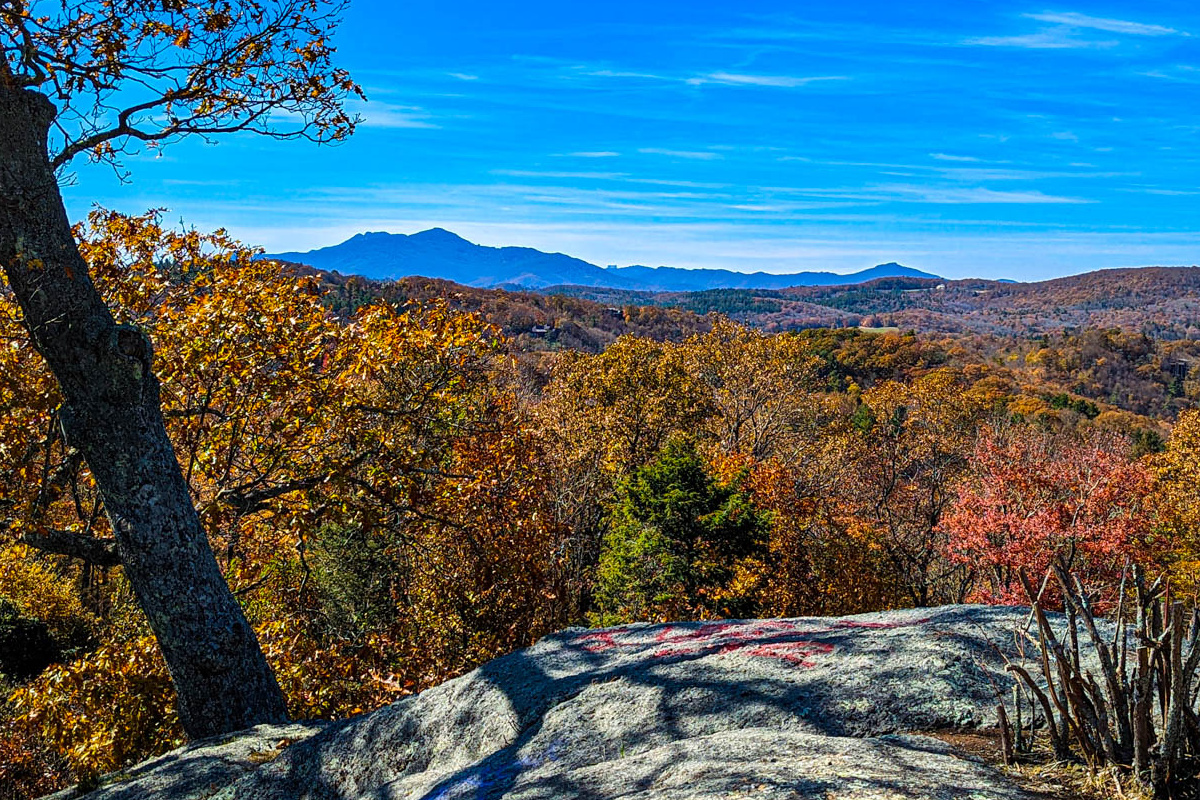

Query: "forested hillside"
<box><xmin>4</xmin><ymin>214</ymin><xmax>1200</xmax><ymax>796</ymax></box>
<box><xmin>300</xmin><ymin>267</ymin><xmax>716</xmax><ymax>352</ymax></box>
<box><xmin>305</xmin><ymin>265</ymin><xmax>1200</xmax><ymax>428</ymax></box>
<box><xmin>554</xmin><ymin>267</ymin><xmax>1200</xmax><ymax>338</ymax></box>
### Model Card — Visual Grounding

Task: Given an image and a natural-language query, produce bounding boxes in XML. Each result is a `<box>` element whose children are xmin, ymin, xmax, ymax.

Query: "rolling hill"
<box><xmin>550</xmin><ymin>267</ymin><xmax>1200</xmax><ymax>338</ymax></box>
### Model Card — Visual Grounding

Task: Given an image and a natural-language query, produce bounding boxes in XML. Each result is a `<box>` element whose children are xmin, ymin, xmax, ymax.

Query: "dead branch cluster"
<box><xmin>1000</xmin><ymin>558</ymin><xmax>1200</xmax><ymax>798</ymax></box>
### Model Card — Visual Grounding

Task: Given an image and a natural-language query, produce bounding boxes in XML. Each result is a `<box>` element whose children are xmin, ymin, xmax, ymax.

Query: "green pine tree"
<box><xmin>592</xmin><ymin>437</ymin><xmax>768</xmax><ymax>625</ymax></box>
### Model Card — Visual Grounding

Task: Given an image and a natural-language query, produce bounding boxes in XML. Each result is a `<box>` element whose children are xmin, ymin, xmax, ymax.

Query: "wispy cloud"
<box><xmin>966</xmin><ymin>10</ymin><xmax>1186</xmax><ymax>50</ymax></box>
<box><xmin>965</xmin><ymin>31</ymin><xmax>1116</xmax><ymax>49</ymax></box>
<box><xmin>929</xmin><ymin>166</ymin><xmax>1132</xmax><ymax>181</ymax></box>
<box><xmin>886</xmin><ymin>185</ymin><xmax>1094</xmax><ymax>204</ymax></box>
<box><xmin>638</xmin><ymin>147</ymin><xmax>724</xmax><ymax>160</ymax></box>
<box><xmin>584</xmin><ymin>68</ymin><xmax>672</xmax><ymax>81</ymax></box>
<box><xmin>624</xmin><ymin>177</ymin><xmax>732</xmax><ymax>189</ymax></box>
<box><xmin>931</xmin><ymin>153</ymin><xmax>982</xmax><ymax>162</ymax></box>
<box><xmin>795</xmin><ymin>184</ymin><xmax>1093</xmax><ymax>205</ymax></box>
<box><xmin>357</xmin><ymin>102</ymin><xmax>441</xmax><ymax>129</ymax></box>
<box><xmin>1140</xmin><ymin>65</ymin><xmax>1200</xmax><ymax>83</ymax></box>
<box><xmin>491</xmin><ymin>169</ymin><xmax>626</xmax><ymax>180</ymax></box>
<box><xmin>581</xmin><ymin>66</ymin><xmax>848</xmax><ymax>90</ymax></box>
<box><xmin>565</xmin><ymin>151</ymin><xmax>621</xmax><ymax>158</ymax></box>
<box><xmin>1025</xmin><ymin>12</ymin><xmax>1185</xmax><ymax>37</ymax></box>
<box><xmin>447</xmin><ymin>72</ymin><xmax>480</xmax><ymax>81</ymax></box>
<box><xmin>1120</xmin><ymin>186</ymin><xmax>1200</xmax><ymax>196</ymax></box>
<box><xmin>686</xmin><ymin>72</ymin><xmax>848</xmax><ymax>88</ymax></box>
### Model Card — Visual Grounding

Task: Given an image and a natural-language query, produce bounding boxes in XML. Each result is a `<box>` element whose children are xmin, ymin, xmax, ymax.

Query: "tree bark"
<box><xmin>0</xmin><ymin>85</ymin><xmax>287</xmax><ymax>738</ymax></box>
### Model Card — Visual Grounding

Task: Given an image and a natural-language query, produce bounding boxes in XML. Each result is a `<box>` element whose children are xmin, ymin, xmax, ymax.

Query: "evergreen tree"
<box><xmin>593</xmin><ymin>437</ymin><xmax>768</xmax><ymax>624</ymax></box>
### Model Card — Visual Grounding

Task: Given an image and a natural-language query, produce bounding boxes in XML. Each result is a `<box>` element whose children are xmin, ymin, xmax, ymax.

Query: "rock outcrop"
<box><xmin>55</xmin><ymin>605</ymin><xmax>1041</xmax><ymax>800</ymax></box>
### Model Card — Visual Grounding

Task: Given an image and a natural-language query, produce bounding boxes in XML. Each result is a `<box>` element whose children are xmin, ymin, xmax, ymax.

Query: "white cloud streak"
<box><xmin>638</xmin><ymin>147</ymin><xmax>724</xmax><ymax>160</ymax></box>
<box><xmin>965</xmin><ymin>31</ymin><xmax>1117</xmax><ymax>49</ymax></box>
<box><xmin>583</xmin><ymin>67</ymin><xmax>849</xmax><ymax>90</ymax></box>
<box><xmin>889</xmin><ymin>186</ymin><xmax>1092</xmax><ymax>204</ymax></box>
<box><xmin>1025</xmin><ymin>12</ymin><xmax>1185</xmax><ymax>37</ymax></box>
<box><xmin>687</xmin><ymin>72</ymin><xmax>849</xmax><ymax>88</ymax></box>
<box><xmin>356</xmin><ymin>102</ymin><xmax>441</xmax><ymax>129</ymax></box>
<box><xmin>931</xmin><ymin>153</ymin><xmax>982</xmax><ymax>162</ymax></box>
<box><xmin>793</xmin><ymin>184</ymin><xmax>1094</xmax><ymax>204</ymax></box>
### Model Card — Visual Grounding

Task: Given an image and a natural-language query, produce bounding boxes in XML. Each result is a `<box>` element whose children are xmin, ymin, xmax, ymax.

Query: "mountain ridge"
<box><xmin>602</xmin><ymin>261</ymin><xmax>938</xmax><ymax>291</ymax></box>
<box><xmin>268</xmin><ymin>228</ymin><xmax>941</xmax><ymax>291</ymax></box>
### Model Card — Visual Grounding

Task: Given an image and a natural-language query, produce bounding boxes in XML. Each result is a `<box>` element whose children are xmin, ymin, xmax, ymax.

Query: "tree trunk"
<box><xmin>0</xmin><ymin>85</ymin><xmax>287</xmax><ymax>738</ymax></box>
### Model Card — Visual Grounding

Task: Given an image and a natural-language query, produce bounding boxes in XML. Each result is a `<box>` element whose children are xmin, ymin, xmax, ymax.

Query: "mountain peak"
<box><xmin>411</xmin><ymin>227</ymin><xmax>468</xmax><ymax>242</ymax></box>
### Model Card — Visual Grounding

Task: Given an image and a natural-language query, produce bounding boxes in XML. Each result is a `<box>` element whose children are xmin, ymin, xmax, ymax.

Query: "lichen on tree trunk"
<box><xmin>0</xmin><ymin>84</ymin><xmax>287</xmax><ymax>738</ymax></box>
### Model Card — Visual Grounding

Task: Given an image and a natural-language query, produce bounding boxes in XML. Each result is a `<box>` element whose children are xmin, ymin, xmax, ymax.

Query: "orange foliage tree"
<box><xmin>741</xmin><ymin>457</ymin><xmax>901</xmax><ymax>617</ymax></box>
<box><xmin>1</xmin><ymin>211</ymin><xmax>569</xmax><ymax>782</ymax></box>
<box><xmin>838</xmin><ymin>368</ymin><xmax>998</xmax><ymax>606</ymax></box>
<box><xmin>1</xmin><ymin>0</ymin><xmax>367</xmax><ymax>738</ymax></box>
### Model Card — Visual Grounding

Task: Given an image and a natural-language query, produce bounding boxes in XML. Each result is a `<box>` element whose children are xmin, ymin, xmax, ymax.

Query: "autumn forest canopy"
<box><xmin>3</xmin><ymin>0</ymin><xmax>1200</xmax><ymax>798</ymax></box>
<box><xmin>3</xmin><ymin>209</ymin><xmax>1200</xmax><ymax>793</ymax></box>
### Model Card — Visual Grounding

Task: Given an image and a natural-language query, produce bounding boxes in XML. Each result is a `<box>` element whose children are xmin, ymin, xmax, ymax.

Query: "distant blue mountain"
<box><xmin>268</xmin><ymin>229</ymin><xmax>941</xmax><ymax>291</ymax></box>
<box><xmin>605</xmin><ymin>263</ymin><xmax>940</xmax><ymax>291</ymax></box>
<box><xmin>269</xmin><ymin>228</ymin><xmax>621</xmax><ymax>288</ymax></box>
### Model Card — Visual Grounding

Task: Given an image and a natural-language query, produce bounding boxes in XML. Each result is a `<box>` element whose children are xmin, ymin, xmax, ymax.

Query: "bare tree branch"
<box><xmin>21</xmin><ymin>528</ymin><xmax>121</xmax><ymax>567</ymax></box>
<box><xmin>2</xmin><ymin>0</ymin><xmax>363</xmax><ymax>174</ymax></box>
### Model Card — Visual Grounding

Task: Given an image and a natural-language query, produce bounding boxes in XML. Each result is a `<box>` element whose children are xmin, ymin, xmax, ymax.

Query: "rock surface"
<box><xmin>44</xmin><ymin>723</ymin><xmax>328</xmax><ymax>800</ymax></box>
<box><xmin>58</xmin><ymin>605</ymin><xmax>1041</xmax><ymax>800</ymax></box>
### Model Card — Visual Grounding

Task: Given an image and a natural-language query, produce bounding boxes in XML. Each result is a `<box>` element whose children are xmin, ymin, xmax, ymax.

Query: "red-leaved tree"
<box><xmin>943</xmin><ymin>425</ymin><xmax>1154</xmax><ymax>606</ymax></box>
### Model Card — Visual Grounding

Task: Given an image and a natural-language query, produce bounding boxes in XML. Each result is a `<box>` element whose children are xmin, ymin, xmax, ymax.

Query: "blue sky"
<box><xmin>63</xmin><ymin>1</ymin><xmax>1200</xmax><ymax>281</ymax></box>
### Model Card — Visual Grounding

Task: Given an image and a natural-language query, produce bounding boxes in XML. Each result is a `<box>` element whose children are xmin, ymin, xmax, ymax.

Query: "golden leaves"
<box><xmin>2</xmin><ymin>209</ymin><xmax>565</xmax><ymax>776</ymax></box>
<box><xmin>8</xmin><ymin>637</ymin><xmax>180</xmax><ymax>780</ymax></box>
<box><xmin>1151</xmin><ymin>410</ymin><xmax>1200</xmax><ymax>597</ymax></box>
